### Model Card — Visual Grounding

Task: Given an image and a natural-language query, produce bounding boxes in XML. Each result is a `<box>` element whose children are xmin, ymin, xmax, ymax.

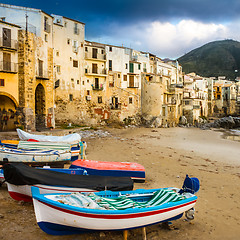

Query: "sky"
<box><xmin>1</xmin><ymin>0</ymin><xmax>240</xmax><ymax>59</ymax></box>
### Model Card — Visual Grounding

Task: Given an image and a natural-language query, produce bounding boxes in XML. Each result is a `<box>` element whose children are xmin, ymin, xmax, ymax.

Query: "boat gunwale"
<box><xmin>32</xmin><ymin>186</ymin><xmax>197</xmax><ymax>216</ymax></box>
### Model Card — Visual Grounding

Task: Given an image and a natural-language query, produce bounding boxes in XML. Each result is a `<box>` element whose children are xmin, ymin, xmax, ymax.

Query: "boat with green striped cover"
<box><xmin>32</xmin><ymin>175</ymin><xmax>200</xmax><ymax>235</ymax></box>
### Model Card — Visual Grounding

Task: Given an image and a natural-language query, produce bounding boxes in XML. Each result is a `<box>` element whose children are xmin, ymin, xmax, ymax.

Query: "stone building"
<box><xmin>183</xmin><ymin>73</ymin><xmax>209</xmax><ymax>124</ymax></box>
<box><xmin>142</xmin><ymin>56</ymin><xmax>183</xmax><ymax>127</ymax></box>
<box><xmin>0</xmin><ymin>20</ymin><xmax>20</xmax><ymax>131</ymax></box>
<box><xmin>52</xmin><ymin>15</ymin><xmax>86</xmax><ymax>126</ymax></box>
<box><xmin>0</xmin><ymin>4</ymin><xmax>55</xmax><ymax>130</ymax></box>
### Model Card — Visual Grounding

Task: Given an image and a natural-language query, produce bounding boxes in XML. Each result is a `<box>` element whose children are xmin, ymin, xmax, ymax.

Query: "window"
<box><xmin>92</xmin><ymin>63</ymin><xmax>98</xmax><ymax>74</ymax></box>
<box><xmin>3</xmin><ymin>28</ymin><xmax>11</xmax><ymax>48</ymax></box>
<box><xmin>71</xmin><ymin>78</ymin><xmax>74</xmax><ymax>82</ymax></box>
<box><xmin>56</xmin><ymin>51</ymin><xmax>59</xmax><ymax>56</ymax></box>
<box><xmin>129</xmin><ymin>63</ymin><xmax>134</xmax><ymax>73</ymax></box>
<box><xmin>87</xmin><ymin>79</ymin><xmax>89</xmax><ymax>83</ymax></box>
<box><xmin>64</xmin><ymin>21</ymin><xmax>67</xmax><ymax>27</ymax></box>
<box><xmin>69</xmin><ymin>94</ymin><xmax>73</xmax><ymax>101</ymax></box>
<box><xmin>54</xmin><ymin>79</ymin><xmax>60</xmax><ymax>89</ymax></box>
<box><xmin>98</xmin><ymin>96</ymin><xmax>102</xmax><ymax>103</ymax></box>
<box><xmin>101</xmin><ymin>49</ymin><xmax>104</xmax><ymax>54</ymax></box>
<box><xmin>85</xmin><ymin>47</ymin><xmax>88</xmax><ymax>52</ymax></box>
<box><xmin>87</xmin><ymin>90</ymin><xmax>90</xmax><ymax>95</ymax></box>
<box><xmin>74</xmin><ymin>23</ymin><xmax>79</xmax><ymax>34</ymax></box>
<box><xmin>185</xmin><ymin>100</ymin><xmax>190</xmax><ymax>105</ymax></box>
<box><xmin>217</xmin><ymin>95</ymin><xmax>220</xmax><ymax>99</ymax></box>
<box><xmin>3</xmin><ymin>52</ymin><xmax>11</xmax><ymax>71</ymax></box>
<box><xmin>77</xmin><ymin>80</ymin><xmax>80</xmax><ymax>84</ymax></box>
<box><xmin>82</xmin><ymin>81</ymin><xmax>85</xmax><ymax>85</ymax></box>
<box><xmin>129</xmin><ymin>97</ymin><xmax>133</xmax><ymax>104</ymax></box>
<box><xmin>124</xmin><ymin>75</ymin><xmax>127</xmax><ymax>81</ymax></box>
<box><xmin>0</xmin><ymin>79</ymin><xmax>4</xmax><ymax>86</ymax></box>
<box><xmin>44</xmin><ymin>17</ymin><xmax>50</xmax><ymax>32</ymax></box>
<box><xmin>94</xmin><ymin>78</ymin><xmax>99</xmax><ymax>89</ymax></box>
<box><xmin>125</xmin><ymin>63</ymin><xmax>128</xmax><ymax>69</ymax></box>
<box><xmin>45</xmin><ymin>34</ymin><xmax>48</xmax><ymax>42</ymax></box>
<box><xmin>118</xmin><ymin>74</ymin><xmax>120</xmax><ymax>78</ymax></box>
<box><xmin>67</xmin><ymin>39</ymin><xmax>70</xmax><ymax>45</ymax></box>
<box><xmin>92</xmin><ymin>48</ymin><xmax>98</xmax><ymax>58</ymax></box>
<box><xmin>109</xmin><ymin>60</ymin><xmax>112</xmax><ymax>71</ymax></box>
<box><xmin>109</xmin><ymin>46</ymin><xmax>112</xmax><ymax>52</ymax></box>
<box><xmin>38</xmin><ymin>59</ymin><xmax>43</xmax><ymax>77</ymax></box>
<box><xmin>138</xmin><ymin>64</ymin><xmax>141</xmax><ymax>70</ymax></box>
<box><xmin>73</xmin><ymin>60</ymin><xmax>78</xmax><ymax>68</ymax></box>
<box><xmin>56</xmin><ymin>65</ymin><xmax>61</xmax><ymax>73</ymax></box>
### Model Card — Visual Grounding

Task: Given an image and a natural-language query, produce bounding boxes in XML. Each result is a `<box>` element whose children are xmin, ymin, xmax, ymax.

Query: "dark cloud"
<box><xmin>2</xmin><ymin>0</ymin><xmax>240</xmax><ymax>24</ymax></box>
<box><xmin>1</xmin><ymin>0</ymin><xmax>240</xmax><ymax>56</ymax></box>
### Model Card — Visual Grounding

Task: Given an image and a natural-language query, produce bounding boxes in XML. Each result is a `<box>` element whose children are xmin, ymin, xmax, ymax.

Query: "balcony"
<box><xmin>0</xmin><ymin>61</ymin><xmax>18</xmax><ymax>73</ymax></box>
<box><xmin>0</xmin><ymin>37</ymin><xmax>18</xmax><ymax>51</ymax></box>
<box><xmin>110</xmin><ymin>103</ymin><xmax>121</xmax><ymax>110</ymax></box>
<box><xmin>85</xmin><ymin>68</ymin><xmax>107</xmax><ymax>76</ymax></box>
<box><xmin>127</xmin><ymin>82</ymin><xmax>139</xmax><ymax>88</ymax></box>
<box><xmin>85</xmin><ymin>52</ymin><xmax>106</xmax><ymax>61</ymax></box>
<box><xmin>91</xmin><ymin>84</ymin><xmax>103</xmax><ymax>90</ymax></box>
<box><xmin>36</xmin><ymin>69</ymin><xmax>49</xmax><ymax>79</ymax></box>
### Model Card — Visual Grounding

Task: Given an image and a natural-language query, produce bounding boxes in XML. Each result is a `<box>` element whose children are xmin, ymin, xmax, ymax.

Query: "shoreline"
<box><xmin>0</xmin><ymin>127</ymin><xmax>240</xmax><ymax>239</ymax></box>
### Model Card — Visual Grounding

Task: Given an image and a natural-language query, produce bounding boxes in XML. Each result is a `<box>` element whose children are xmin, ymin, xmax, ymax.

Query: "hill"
<box><xmin>177</xmin><ymin>39</ymin><xmax>240</xmax><ymax>79</ymax></box>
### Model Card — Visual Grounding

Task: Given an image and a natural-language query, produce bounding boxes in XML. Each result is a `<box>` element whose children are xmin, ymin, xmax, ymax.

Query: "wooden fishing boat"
<box><xmin>0</xmin><ymin>139</ymin><xmax>87</xmax><ymax>161</ymax></box>
<box><xmin>70</xmin><ymin>159</ymin><xmax>145</xmax><ymax>182</ymax></box>
<box><xmin>0</xmin><ymin>166</ymin><xmax>87</xmax><ymax>185</ymax></box>
<box><xmin>31</xmin><ymin>175</ymin><xmax>199</xmax><ymax>235</ymax></box>
<box><xmin>3</xmin><ymin>163</ymin><xmax>133</xmax><ymax>202</ymax></box>
<box><xmin>0</xmin><ymin>146</ymin><xmax>71</xmax><ymax>166</ymax></box>
<box><xmin>16</xmin><ymin>128</ymin><xmax>81</xmax><ymax>144</ymax></box>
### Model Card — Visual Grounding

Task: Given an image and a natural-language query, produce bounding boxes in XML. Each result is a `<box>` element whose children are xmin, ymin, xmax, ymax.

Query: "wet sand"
<box><xmin>0</xmin><ymin>127</ymin><xmax>240</xmax><ymax>240</ymax></box>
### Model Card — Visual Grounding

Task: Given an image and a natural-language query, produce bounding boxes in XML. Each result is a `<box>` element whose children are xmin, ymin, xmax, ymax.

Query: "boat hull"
<box><xmin>32</xmin><ymin>188</ymin><xmax>197</xmax><ymax>235</ymax></box>
<box><xmin>0</xmin><ymin>148</ymin><xmax>71</xmax><ymax>165</ymax></box>
<box><xmin>70</xmin><ymin>159</ymin><xmax>145</xmax><ymax>182</ymax></box>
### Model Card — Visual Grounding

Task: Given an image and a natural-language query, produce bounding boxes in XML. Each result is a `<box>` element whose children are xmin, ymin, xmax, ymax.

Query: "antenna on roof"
<box><xmin>25</xmin><ymin>12</ymin><xmax>28</xmax><ymax>41</ymax></box>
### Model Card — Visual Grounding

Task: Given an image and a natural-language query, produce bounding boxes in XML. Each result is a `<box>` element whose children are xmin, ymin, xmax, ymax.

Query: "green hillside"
<box><xmin>177</xmin><ymin>39</ymin><xmax>240</xmax><ymax>80</ymax></box>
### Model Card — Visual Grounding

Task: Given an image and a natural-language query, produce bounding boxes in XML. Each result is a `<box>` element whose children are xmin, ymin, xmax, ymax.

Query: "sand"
<box><xmin>0</xmin><ymin>127</ymin><xmax>240</xmax><ymax>240</ymax></box>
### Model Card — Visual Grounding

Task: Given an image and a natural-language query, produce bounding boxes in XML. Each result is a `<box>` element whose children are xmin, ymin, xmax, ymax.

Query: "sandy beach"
<box><xmin>0</xmin><ymin>126</ymin><xmax>240</xmax><ymax>240</ymax></box>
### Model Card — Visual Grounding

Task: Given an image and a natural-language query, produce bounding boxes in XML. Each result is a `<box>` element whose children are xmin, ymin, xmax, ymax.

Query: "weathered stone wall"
<box><xmin>18</xmin><ymin>30</ymin><xmax>54</xmax><ymax>130</ymax></box>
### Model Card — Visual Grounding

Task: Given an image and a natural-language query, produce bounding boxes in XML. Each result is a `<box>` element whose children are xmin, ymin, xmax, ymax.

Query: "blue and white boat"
<box><xmin>31</xmin><ymin>175</ymin><xmax>199</xmax><ymax>235</ymax></box>
<box><xmin>0</xmin><ymin>146</ymin><xmax>71</xmax><ymax>165</ymax></box>
<box><xmin>3</xmin><ymin>163</ymin><xmax>133</xmax><ymax>202</ymax></box>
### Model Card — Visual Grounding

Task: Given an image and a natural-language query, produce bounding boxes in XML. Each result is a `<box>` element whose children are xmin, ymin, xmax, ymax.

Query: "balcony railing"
<box><xmin>110</xmin><ymin>103</ymin><xmax>121</xmax><ymax>110</ymax></box>
<box><xmin>85</xmin><ymin>52</ymin><xmax>106</xmax><ymax>61</ymax></box>
<box><xmin>0</xmin><ymin>37</ymin><xmax>18</xmax><ymax>50</ymax></box>
<box><xmin>92</xmin><ymin>84</ymin><xmax>103</xmax><ymax>90</ymax></box>
<box><xmin>128</xmin><ymin>82</ymin><xmax>139</xmax><ymax>88</ymax></box>
<box><xmin>85</xmin><ymin>68</ymin><xmax>107</xmax><ymax>76</ymax></box>
<box><xmin>36</xmin><ymin>69</ymin><xmax>49</xmax><ymax>79</ymax></box>
<box><xmin>0</xmin><ymin>61</ymin><xmax>18</xmax><ymax>73</ymax></box>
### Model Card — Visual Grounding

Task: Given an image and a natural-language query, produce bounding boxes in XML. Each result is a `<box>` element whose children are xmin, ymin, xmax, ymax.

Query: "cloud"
<box><xmin>90</xmin><ymin>19</ymin><xmax>233</xmax><ymax>59</ymax></box>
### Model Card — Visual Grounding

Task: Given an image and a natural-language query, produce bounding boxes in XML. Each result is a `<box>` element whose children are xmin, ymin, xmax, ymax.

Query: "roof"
<box><xmin>0</xmin><ymin>3</ymin><xmax>53</xmax><ymax>18</ymax></box>
<box><xmin>62</xmin><ymin>16</ymin><xmax>85</xmax><ymax>25</ymax></box>
<box><xmin>0</xmin><ymin>20</ymin><xmax>21</xmax><ymax>28</ymax></box>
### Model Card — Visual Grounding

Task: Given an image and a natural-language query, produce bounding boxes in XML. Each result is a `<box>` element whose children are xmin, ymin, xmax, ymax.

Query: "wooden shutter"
<box><xmin>3</xmin><ymin>28</ymin><xmax>11</xmax><ymax>47</ymax></box>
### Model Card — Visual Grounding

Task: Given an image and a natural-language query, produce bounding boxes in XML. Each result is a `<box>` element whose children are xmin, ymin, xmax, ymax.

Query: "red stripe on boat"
<box><xmin>8</xmin><ymin>191</ymin><xmax>33</xmax><ymax>202</ymax></box>
<box><xmin>39</xmin><ymin>199</ymin><xmax>196</xmax><ymax>219</ymax></box>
